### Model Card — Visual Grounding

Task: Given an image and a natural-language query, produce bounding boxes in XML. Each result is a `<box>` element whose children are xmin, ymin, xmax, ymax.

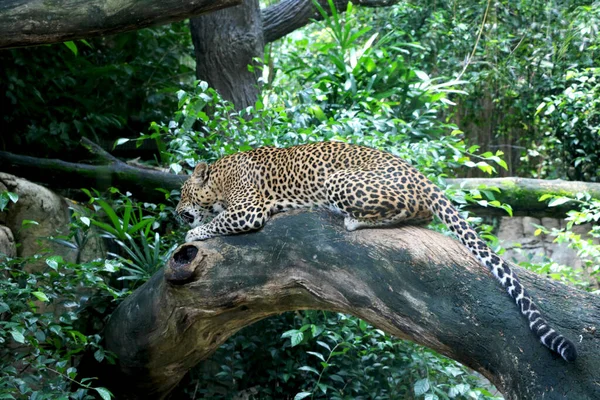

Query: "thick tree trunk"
<box><xmin>103</xmin><ymin>211</ymin><xmax>599</xmax><ymax>400</ymax></box>
<box><xmin>189</xmin><ymin>0</ymin><xmax>264</xmax><ymax>110</ymax></box>
<box><xmin>0</xmin><ymin>0</ymin><xmax>240</xmax><ymax>49</ymax></box>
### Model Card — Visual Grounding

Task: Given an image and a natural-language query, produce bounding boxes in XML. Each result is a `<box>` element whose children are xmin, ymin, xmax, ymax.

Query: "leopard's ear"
<box><xmin>192</xmin><ymin>162</ymin><xmax>210</xmax><ymax>185</ymax></box>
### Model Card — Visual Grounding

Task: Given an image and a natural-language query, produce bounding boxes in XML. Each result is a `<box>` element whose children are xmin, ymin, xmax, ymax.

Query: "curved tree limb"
<box><xmin>103</xmin><ymin>212</ymin><xmax>599</xmax><ymax>400</ymax></box>
<box><xmin>0</xmin><ymin>0</ymin><xmax>241</xmax><ymax>49</ymax></box>
<box><xmin>262</xmin><ymin>0</ymin><xmax>400</xmax><ymax>44</ymax></box>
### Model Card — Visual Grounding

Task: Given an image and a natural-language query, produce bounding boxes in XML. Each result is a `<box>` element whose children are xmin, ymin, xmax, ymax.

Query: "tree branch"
<box><xmin>102</xmin><ymin>212</ymin><xmax>598</xmax><ymax>400</ymax></box>
<box><xmin>0</xmin><ymin>144</ymin><xmax>185</xmax><ymax>203</ymax></box>
<box><xmin>447</xmin><ymin>177</ymin><xmax>600</xmax><ymax>216</ymax></box>
<box><xmin>262</xmin><ymin>0</ymin><xmax>399</xmax><ymax>44</ymax></box>
<box><xmin>0</xmin><ymin>0</ymin><xmax>241</xmax><ymax>49</ymax></box>
<box><xmin>80</xmin><ymin>137</ymin><xmax>121</xmax><ymax>164</ymax></box>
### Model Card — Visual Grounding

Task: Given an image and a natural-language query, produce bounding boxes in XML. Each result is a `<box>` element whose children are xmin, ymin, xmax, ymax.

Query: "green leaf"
<box><xmin>81</xmin><ymin>188</ymin><xmax>92</xmax><ymax>198</ymax></box>
<box><xmin>535</xmin><ymin>101</ymin><xmax>546</xmax><ymax>115</ymax></box>
<box><xmin>10</xmin><ymin>330</ymin><xmax>25</xmax><ymax>344</ymax></box>
<box><xmin>95</xmin><ymin>387</ymin><xmax>113</xmax><ymax>400</ymax></box>
<box><xmin>316</xmin><ymin>340</ymin><xmax>331</xmax><ymax>352</ymax></box>
<box><xmin>80</xmin><ymin>39</ymin><xmax>93</xmax><ymax>48</ymax></box>
<box><xmin>46</xmin><ymin>255</ymin><xmax>64</xmax><ymax>270</ymax></box>
<box><xmin>80</xmin><ymin>216</ymin><xmax>91</xmax><ymax>226</ymax></box>
<box><xmin>170</xmin><ymin>163</ymin><xmax>183</xmax><ymax>174</ymax></box>
<box><xmin>414</xmin><ymin>378</ymin><xmax>430</xmax><ymax>396</ymax></box>
<box><xmin>63</xmin><ymin>41</ymin><xmax>78</xmax><ymax>55</ymax></box>
<box><xmin>114</xmin><ymin>138</ymin><xmax>130</xmax><ymax>149</ymax></box>
<box><xmin>317</xmin><ymin>382</ymin><xmax>328</xmax><ymax>394</ymax></box>
<box><xmin>21</xmin><ymin>220</ymin><xmax>39</xmax><ymax>227</ymax></box>
<box><xmin>94</xmin><ymin>349</ymin><xmax>105</xmax><ymax>362</ymax></box>
<box><xmin>414</xmin><ymin>70</ymin><xmax>430</xmax><ymax>81</ymax></box>
<box><xmin>7</xmin><ymin>192</ymin><xmax>18</xmax><ymax>203</ymax></box>
<box><xmin>307</xmin><ymin>351</ymin><xmax>325</xmax><ymax>362</ymax></box>
<box><xmin>282</xmin><ymin>329</ymin><xmax>304</xmax><ymax>347</ymax></box>
<box><xmin>548</xmin><ymin>197</ymin><xmax>572</xmax><ymax>207</ymax></box>
<box><xmin>309</xmin><ymin>105</ymin><xmax>326</xmax><ymax>122</ymax></box>
<box><xmin>298</xmin><ymin>366</ymin><xmax>320</xmax><ymax>375</ymax></box>
<box><xmin>90</xmin><ymin>220</ymin><xmax>119</xmax><ymax>237</ymax></box>
<box><xmin>293</xmin><ymin>392</ymin><xmax>312</xmax><ymax>400</ymax></box>
<box><xmin>32</xmin><ymin>291</ymin><xmax>49</xmax><ymax>302</ymax></box>
<box><xmin>359</xmin><ymin>319</ymin><xmax>367</xmax><ymax>331</ymax></box>
<box><xmin>544</xmin><ymin>103</ymin><xmax>556</xmax><ymax>115</ymax></box>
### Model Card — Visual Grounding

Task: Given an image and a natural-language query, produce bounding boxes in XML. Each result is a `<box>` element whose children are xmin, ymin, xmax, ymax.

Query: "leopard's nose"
<box><xmin>180</xmin><ymin>211</ymin><xmax>195</xmax><ymax>224</ymax></box>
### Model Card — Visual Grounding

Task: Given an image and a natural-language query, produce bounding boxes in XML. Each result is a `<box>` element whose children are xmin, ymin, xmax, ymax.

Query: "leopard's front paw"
<box><xmin>185</xmin><ymin>228</ymin><xmax>209</xmax><ymax>242</ymax></box>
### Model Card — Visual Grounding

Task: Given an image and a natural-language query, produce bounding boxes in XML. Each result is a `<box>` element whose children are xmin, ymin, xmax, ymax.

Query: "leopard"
<box><xmin>176</xmin><ymin>141</ymin><xmax>577</xmax><ymax>362</ymax></box>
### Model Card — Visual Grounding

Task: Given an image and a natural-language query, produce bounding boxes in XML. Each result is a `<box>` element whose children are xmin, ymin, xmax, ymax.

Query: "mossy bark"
<box><xmin>447</xmin><ymin>177</ymin><xmax>600</xmax><ymax>216</ymax></box>
<box><xmin>103</xmin><ymin>212</ymin><xmax>599</xmax><ymax>400</ymax></box>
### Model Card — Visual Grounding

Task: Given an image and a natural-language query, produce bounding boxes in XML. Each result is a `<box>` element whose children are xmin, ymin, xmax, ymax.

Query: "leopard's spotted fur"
<box><xmin>176</xmin><ymin>141</ymin><xmax>577</xmax><ymax>361</ymax></box>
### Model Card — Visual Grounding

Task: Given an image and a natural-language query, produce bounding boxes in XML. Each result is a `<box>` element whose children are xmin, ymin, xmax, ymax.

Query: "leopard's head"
<box><xmin>176</xmin><ymin>162</ymin><xmax>219</xmax><ymax>228</ymax></box>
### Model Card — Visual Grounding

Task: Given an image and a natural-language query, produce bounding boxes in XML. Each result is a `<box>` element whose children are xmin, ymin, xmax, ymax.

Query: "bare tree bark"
<box><xmin>189</xmin><ymin>0</ymin><xmax>264</xmax><ymax>109</ymax></box>
<box><xmin>0</xmin><ymin>0</ymin><xmax>240</xmax><ymax>49</ymax></box>
<box><xmin>103</xmin><ymin>212</ymin><xmax>599</xmax><ymax>400</ymax></box>
<box><xmin>262</xmin><ymin>0</ymin><xmax>399</xmax><ymax>44</ymax></box>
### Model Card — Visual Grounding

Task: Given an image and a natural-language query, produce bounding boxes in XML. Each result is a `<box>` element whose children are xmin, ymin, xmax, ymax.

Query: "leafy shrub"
<box><xmin>525</xmin><ymin>192</ymin><xmax>600</xmax><ymax>289</ymax></box>
<box><xmin>535</xmin><ymin>68</ymin><xmax>600</xmax><ymax>182</ymax></box>
<box><xmin>0</xmin><ymin>195</ymin><xmax>122</xmax><ymax>399</ymax></box>
<box><xmin>83</xmin><ymin>189</ymin><xmax>179</xmax><ymax>286</ymax></box>
<box><xmin>176</xmin><ymin>311</ymin><xmax>500</xmax><ymax>400</ymax></box>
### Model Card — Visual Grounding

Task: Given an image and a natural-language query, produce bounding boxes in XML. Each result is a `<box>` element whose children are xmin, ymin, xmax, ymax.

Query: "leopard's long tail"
<box><xmin>425</xmin><ymin>184</ymin><xmax>577</xmax><ymax>362</ymax></box>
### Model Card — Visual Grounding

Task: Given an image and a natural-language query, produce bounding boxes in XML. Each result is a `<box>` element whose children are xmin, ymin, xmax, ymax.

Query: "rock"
<box><xmin>497</xmin><ymin>215</ymin><xmax>599</xmax><ymax>287</ymax></box>
<box><xmin>0</xmin><ymin>224</ymin><xmax>16</xmax><ymax>259</ymax></box>
<box><xmin>0</xmin><ymin>173</ymin><xmax>105</xmax><ymax>270</ymax></box>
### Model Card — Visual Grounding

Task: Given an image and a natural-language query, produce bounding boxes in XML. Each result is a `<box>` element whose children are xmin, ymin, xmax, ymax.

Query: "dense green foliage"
<box><xmin>536</xmin><ymin>68</ymin><xmax>600</xmax><ymax>181</ymax></box>
<box><xmin>1</xmin><ymin>0</ymin><xmax>600</xmax><ymax>399</ymax></box>
<box><xmin>0</xmin><ymin>23</ymin><xmax>194</xmax><ymax>155</ymax></box>
<box><xmin>0</xmin><ymin>212</ymin><xmax>122</xmax><ymax>399</ymax></box>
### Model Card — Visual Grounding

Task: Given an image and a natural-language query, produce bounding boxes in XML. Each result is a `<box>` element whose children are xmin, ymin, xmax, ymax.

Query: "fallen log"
<box><xmin>103</xmin><ymin>211</ymin><xmax>599</xmax><ymax>400</ymax></box>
